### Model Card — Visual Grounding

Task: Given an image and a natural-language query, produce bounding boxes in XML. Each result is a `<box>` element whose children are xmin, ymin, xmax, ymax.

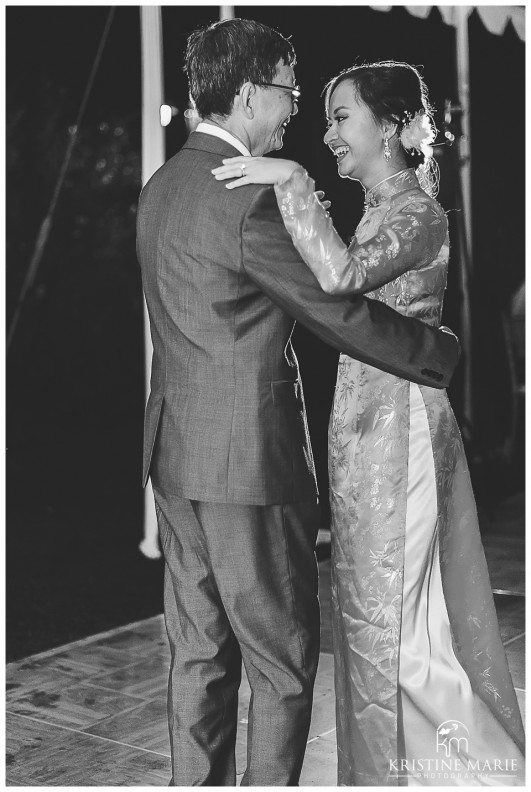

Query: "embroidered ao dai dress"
<box><xmin>274</xmin><ymin>168</ymin><xmax>525</xmax><ymax>786</ymax></box>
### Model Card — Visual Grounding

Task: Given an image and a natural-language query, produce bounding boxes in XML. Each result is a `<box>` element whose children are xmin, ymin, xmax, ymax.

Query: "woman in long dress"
<box><xmin>213</xmin><ymin>61</ymin><xmax>524</xmax><ymax>786</ymax></box>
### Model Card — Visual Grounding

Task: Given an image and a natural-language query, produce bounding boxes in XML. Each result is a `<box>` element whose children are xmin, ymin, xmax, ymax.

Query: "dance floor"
<box><xmin>6</xmin><ymin>493</ymin><xmax>525</xmax><ymax>786</ymax></box>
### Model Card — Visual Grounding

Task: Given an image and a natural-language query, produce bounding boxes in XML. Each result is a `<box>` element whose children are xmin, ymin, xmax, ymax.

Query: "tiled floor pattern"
<box><xmin>5</xmin><ymin>616</ymin><xmax>337</xmax><ymax>787</ymax></box>
<box><xmin>6</xmin><ymin>494</ymin><xmax>525</xmax><ymax>786</ymax></box>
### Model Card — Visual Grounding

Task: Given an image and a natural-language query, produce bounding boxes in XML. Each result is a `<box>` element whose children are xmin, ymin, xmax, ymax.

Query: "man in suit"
<box><xmin>136</xmin><ymin>18</ymin><xmax>459</xmax><ymax>786</ymax></box>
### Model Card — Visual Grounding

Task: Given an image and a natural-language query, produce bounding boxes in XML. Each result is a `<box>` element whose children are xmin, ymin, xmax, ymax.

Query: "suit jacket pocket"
<box><xmin>270</xmin><ymin>379</ymin><xmax>298</xmax><ymax>406</ymax></box>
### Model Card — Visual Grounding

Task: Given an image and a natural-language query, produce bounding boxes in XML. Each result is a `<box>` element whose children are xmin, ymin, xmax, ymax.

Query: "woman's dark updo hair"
<box><xmin>324</xmin><ymin>61</ymin><xmax>434</xmax><ymax>169</ymax></box>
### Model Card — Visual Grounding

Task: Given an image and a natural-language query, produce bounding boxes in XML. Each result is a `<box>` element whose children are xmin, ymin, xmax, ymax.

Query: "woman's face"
<box><xmin>323</xmin><ymin>80</ymin><xmax>384</xmax><ymax>183</ymax></box>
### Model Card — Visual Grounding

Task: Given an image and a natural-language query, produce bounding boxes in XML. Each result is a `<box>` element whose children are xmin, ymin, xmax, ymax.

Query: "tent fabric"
<box><xmin>370</xmin><ymin>5</ymin><xmax>525</xmax><ymax>41</ymax></box>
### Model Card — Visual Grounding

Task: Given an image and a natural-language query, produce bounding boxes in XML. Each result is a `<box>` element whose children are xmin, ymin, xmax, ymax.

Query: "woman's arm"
<box><xmin>241</xmin><ymin>185</ymin><xmax>460</xmax><ymax>389</ymax></box>
<box><xmin>213</xmin><ymin>157</ymin><xmax>447</xmax><ymax>296</ymax></box>
<box><xmin>275</xmin><ymin>167</ymin><xmax>448</xmax><ymax>295</ymax></box>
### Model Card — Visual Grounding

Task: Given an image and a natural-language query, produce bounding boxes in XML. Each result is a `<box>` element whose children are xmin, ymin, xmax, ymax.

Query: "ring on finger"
<box><xmin>240</xmin><ymin>164</ymin><xmax>246</xmax><ymax>177</ymax></box>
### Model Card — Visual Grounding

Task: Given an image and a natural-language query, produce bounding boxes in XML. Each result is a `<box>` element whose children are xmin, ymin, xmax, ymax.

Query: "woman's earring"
<box><xmin>383</xmin><ymin>137</ymin><xmax>391</xmax><ymax>162</ymax></box>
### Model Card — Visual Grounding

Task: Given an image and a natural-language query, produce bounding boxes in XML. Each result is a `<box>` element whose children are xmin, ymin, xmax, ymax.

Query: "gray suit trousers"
<box><xmin>153</xmin><ymin>487</ymin><xmax>321</xmax><ymax>786</ymax></box>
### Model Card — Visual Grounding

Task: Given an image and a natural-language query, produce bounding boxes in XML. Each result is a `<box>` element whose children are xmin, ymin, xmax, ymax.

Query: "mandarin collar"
<box><xmin>364</xmin><ymin>168</ymin><xmax>418</xmax><ymax>209</ymax></box>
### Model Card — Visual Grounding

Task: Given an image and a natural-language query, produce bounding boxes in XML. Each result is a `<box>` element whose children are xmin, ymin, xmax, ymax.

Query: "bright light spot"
<box><xmin>160</xmin><ymin>105</ymin><xmax>179</xmax><ymax>127</ymax></box>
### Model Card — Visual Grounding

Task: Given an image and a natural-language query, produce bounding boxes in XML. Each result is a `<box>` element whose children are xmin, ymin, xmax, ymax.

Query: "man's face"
<box><xmin>251</xmin><ymin>60</ymin><xmax>298</xmax><ymax>156</ymax></box>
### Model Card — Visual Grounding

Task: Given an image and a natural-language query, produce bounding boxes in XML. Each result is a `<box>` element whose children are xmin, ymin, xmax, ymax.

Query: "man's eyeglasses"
<box><xmin>256</xmin><ymin>83</ymin><xmax>301</xmax><ymax>104</ymax></box>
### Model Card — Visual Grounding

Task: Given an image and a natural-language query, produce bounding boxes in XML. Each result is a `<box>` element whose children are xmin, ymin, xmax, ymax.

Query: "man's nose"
<box><xmin>291</xmin><ymin>101</ymin><xmax>299</xmax><ymax>117</ymax></box>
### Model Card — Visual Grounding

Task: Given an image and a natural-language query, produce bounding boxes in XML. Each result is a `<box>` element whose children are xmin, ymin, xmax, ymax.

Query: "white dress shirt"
<box><xmin>196</xmin><ymin>122</ymin><xmax>251</xmax><ymax>157</ymax></box>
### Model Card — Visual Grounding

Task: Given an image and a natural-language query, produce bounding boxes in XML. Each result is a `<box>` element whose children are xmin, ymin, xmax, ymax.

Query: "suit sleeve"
<box><xmin>274</xmin><ymin>167</ymin><xmax>448</xmax><ymax>294</ymax></box>
<box><xmin>241</xmin><ymin>185</ymin><xmax>459</xmax><ymax>389</ymax></box>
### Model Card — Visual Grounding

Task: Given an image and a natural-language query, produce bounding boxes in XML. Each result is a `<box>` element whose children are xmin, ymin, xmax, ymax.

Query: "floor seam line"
<box><xmin>503</xmin><ymin>631</ymin><xmax>525</xmax><ymax>647</ymax></box>
<box><xmin>6</xmin><ymin>711</ymin><xmax>171</xmax><ymax>758</ymax></box>
<box><xmin>6</xmin><ymin>654</ymin><xmax>167</xmax><ymax>687</ymax></box>
<box><xmin>79</xmin><ymin>679</ymin><xmax>152</xmax><ymax>699</ymax></box>
<box><xmin>82</xmin><ymin>699</ymin><xmax>160</xmax><ymax>730</ymax></box>
<box><xmin>307</xmin><ymin>726</ymin><xmax>337</xmax><ymax>744</ymax></box>
<box><xmin>6</xmin><ymin>615</ymin><xmax>165</xmax><ymax>667</ymax></box>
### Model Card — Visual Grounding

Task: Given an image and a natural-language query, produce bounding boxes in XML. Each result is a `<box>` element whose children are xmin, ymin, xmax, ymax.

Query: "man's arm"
<box><xmin>242</xmin><ymin>186</ymin><xmax>459</xmax><ymax>389</ymax></box>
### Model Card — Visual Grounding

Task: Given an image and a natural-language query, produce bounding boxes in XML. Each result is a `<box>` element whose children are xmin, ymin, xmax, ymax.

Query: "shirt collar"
<box><xmin>364</xmin><ymin>168</ymin><xmax>418</xmax><ymax>208</ymax></box>
<box><xmin>196</xmin><ymin>122</ymin><xmax>251</xmax><ymax>157</ymax></box>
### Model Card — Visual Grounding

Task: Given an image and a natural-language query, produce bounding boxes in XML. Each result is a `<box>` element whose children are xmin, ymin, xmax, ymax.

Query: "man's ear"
<box><xmin>238</xmin><ymin>82</ymin><xmax>256</xmax><ymax>119</ymax></box>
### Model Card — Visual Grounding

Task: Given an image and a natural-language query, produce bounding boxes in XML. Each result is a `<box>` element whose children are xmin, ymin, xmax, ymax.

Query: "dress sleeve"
<box><xmin>241</xmin><ymin>185</ymin><xmax>460</xmax><ymax>389</ymax></box>
<box><xmin>274</xmin><ymin>166</ymin><xmax>447</xmax><ymax>295</ymax></box>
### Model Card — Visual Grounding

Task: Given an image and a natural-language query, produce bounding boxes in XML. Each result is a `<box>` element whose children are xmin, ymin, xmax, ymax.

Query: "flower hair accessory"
<box><xmin>400</xmin><ymin>111</ymin><xmax>435</xmax><ymax>157</ymax></box>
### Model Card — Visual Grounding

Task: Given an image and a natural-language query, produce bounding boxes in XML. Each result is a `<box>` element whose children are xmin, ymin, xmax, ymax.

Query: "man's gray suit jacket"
<box><xmin>136</xmin><ymin>131</ymin><xmax>458</xmax><ymax>506</ymax></box>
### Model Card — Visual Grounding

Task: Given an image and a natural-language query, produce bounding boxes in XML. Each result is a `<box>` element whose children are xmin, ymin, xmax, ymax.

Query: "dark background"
<box><xmin>6</xmin><ymin>6</ymin><xmax>525</xmax><ymax>661</ymax></box>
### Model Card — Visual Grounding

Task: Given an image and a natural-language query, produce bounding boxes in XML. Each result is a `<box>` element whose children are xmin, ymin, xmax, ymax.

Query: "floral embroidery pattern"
<box><xmin>275</xmin><ymin>167</ymin><xmax>525</xmax><ymax>785</ymax></box>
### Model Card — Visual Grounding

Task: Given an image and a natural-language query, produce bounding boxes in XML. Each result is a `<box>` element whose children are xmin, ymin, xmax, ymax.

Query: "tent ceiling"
<box><xmin>370</xmin><ymin>5</ymin><xmax>525</xmax><ymax>40</ymax></box>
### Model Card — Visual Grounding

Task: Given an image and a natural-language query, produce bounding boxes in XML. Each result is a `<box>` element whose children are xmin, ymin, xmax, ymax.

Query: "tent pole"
<box><xmin>140</xmin><ymin>6</ymin><xmax>165</xmax><ymax>559</ymax></box>
<box><xmin>139</xmin><ymin>7</ymin><xmax>232</xmax><ymax>558</ymax></box>
<box><xmin>455</xmin><ymin>6</ymin><xmax>474</xmax><ymax>438</ymax></box>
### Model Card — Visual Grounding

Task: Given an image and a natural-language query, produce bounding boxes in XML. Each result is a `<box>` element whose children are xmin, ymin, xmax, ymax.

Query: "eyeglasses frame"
<box><xmin>256</xmin><ymin>82</ymin><xmax>301</xmax><ymax>103</ymax></box>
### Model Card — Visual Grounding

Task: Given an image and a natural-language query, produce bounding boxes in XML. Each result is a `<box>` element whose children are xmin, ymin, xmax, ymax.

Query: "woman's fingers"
<box><xmin>221</xmin><ymin>156</ymin><xmax>253</xmax><ymax>165</ymax></box>
<box><xmin>210</xmin><ymin>163</ymin><xmax>251</xmax><ymax>187</ymax></box>
<box><xmin>211</xmin><ymin>155</ymin><xmax>254</xmax><ymax>174</ymax></box>
<box><xmin>212</xmin><ymin>165</ymin><xmax>247</xmax><ymax>181</ymax></box>
<box><xmin>212</xmin><ymin>155</ymin><xmax>255</xmax><ymax>181</ymax></box>
<box><xmin>315</xmin><ymin>190</ymin><xmax>331</xmax><ymax>210</ymax></box>
<box><xmin>225</xmin><ymin>177</ymin><xmax>250</xmax><ymax>189</ymax></box>
<box><xmin>212</xmin><ymin>156</ymin><xmax>295</xmax><ymax>188</ymax></box>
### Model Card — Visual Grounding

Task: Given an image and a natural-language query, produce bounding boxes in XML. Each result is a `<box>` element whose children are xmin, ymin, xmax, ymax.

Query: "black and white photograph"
<box><xmin>5</xmin><ymin>2</ymin><xmax>526</xmax><ymax>786</ymax></box>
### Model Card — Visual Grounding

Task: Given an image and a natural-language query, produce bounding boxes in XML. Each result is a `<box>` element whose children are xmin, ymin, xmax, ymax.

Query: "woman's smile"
<box><xmin>324</xmin><ymin>81</ymin><xmax>386</xmax><ymax>184</ymax></box>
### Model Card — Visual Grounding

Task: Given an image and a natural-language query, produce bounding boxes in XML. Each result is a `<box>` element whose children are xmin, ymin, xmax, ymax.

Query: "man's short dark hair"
<box><xmin>185</xmin><ymin>18</ymin><xmax>295</xmax><ymax>119</ymax></box>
